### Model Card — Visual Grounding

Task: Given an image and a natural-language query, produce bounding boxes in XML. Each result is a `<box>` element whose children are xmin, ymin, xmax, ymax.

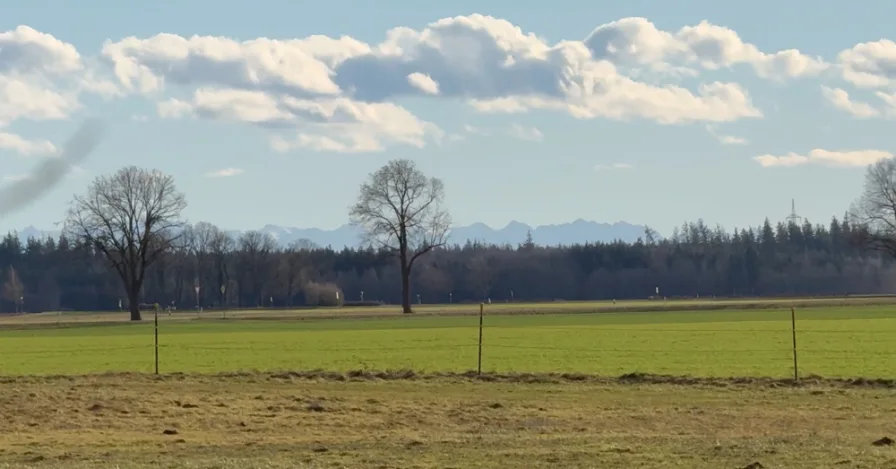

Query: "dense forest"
<box><xmin>0</xmin><ymin>214</ymin><xmax>892</xmax><ymax>313</ymax></box>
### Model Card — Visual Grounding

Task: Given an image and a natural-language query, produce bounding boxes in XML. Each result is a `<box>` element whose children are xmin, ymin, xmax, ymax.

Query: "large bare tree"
<box><xmin>850</xmin><ymin>159</ymin><xmax>896</xmax><ymax>257</ymax></box>
<box><xmin>350</xmin><ymin>159</ymin><xmax>451</xmax><ymax>314</ymax></box>
<box><xmin>65</xmin><ymin>166</ymin><xmax>187</xmax><ymax>320</ymax></box>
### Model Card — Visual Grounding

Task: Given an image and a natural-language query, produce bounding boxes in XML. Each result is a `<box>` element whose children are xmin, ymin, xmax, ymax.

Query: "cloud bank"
<box><xmin>0</xmin><ymin>15</ymin><xmax>891</xmax><ymax>168</ymax></box>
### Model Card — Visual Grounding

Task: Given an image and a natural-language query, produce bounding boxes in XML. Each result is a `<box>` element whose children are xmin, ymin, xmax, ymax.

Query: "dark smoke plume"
<box><xmin>0</xmin><ymin>119</ymin><xmax>106</xmax><ymax>219</ymax></box>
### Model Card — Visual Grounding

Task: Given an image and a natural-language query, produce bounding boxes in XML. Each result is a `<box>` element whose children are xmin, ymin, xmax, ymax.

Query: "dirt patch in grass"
<box><xmin>9</xmin><ymin>369</ymin><xmax>895</xmax><ymax>390</ymax></box>
<box><xmin>0</xmin><ymin>371</ymin><xmax>894</xmax><ymax>468</ymax></box>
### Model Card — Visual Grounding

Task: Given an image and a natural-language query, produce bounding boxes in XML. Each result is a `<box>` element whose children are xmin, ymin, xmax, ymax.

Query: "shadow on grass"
<box><xmin>4</xmin><ymin>369</ymin><xmax>896</xmax><ymax>389</ymax></box>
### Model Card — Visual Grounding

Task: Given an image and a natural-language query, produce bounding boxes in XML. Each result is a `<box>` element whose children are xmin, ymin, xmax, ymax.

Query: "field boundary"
<box><xmin>5</xmin><ymin>369</ymin><xmax>896</xmax><ymax>389</ymax></box>
<box><xmin>3</xmin><ymin>295</ymin><xmax>896</xmax><ymax>329</ymax></box>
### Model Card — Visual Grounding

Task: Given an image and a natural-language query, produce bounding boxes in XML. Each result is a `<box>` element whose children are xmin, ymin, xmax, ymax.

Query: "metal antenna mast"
<box><xmin>785</xmin><ymin>199</ymin><xmax>802</xmax><ymax>225</ymax></box>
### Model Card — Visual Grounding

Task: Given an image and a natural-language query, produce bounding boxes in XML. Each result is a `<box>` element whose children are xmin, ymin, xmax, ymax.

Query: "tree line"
<box><xmin>2</xmin><ymin>159</ymin><xmax>896</xmax><ymax>319</ymax></box>
<box><xmin>1</xmin><ymin>213</ymin><xmax>893</xmax><ymax>315</ymax></box>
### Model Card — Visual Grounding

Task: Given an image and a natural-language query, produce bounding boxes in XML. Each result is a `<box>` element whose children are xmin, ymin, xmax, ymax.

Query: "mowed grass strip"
<box><xmin>1</xmin><ymin>306</ymin><xmax>895</xmax><ymax>377</ymax></box>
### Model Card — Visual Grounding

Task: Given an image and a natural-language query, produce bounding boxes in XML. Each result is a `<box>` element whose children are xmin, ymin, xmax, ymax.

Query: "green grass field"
<box><xmin>2</xmin><ymin>299</ymin><xmax>896</xmax><ymax>468</ymax></box>
<box><xmin>2</xmin><ymin>302</ymin><xmax>895</xmax><ymax>378</ymax></box>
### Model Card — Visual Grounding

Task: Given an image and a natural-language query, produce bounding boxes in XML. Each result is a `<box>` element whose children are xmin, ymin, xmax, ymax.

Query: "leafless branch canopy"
<box><xmin>850</xmin><ymin>159</ymin><xmax>896</xmax><ymax>257</ymax></box>
<box><xmin>64</xmin><ymin>166</ymin><xmax>188</xmax><ymax>295</ymax></box>
<box><xmin>349</xmin><ymin>159</ymin><xmax>451</xmax><ymax>267</ymax></box>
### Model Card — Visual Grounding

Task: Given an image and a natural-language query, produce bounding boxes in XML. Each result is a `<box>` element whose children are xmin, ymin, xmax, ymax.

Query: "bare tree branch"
<box><xmin>64</xmin><ymin>166</ymin><xmax>187</xmax><ymax>320</ymax></box>
<box><xmin>850</xmin><ymin>159</ymin><xmax>896</xmax><ymax>258</ymax></box>
<box><xmin>349</xmin><ymin>159</ymin><xmax>451</xmax><ymax>313</ymax></box>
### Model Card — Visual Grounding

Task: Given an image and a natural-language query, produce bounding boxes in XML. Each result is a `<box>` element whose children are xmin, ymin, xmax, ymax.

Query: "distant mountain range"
<box><xmin>10</xmin><ymin>219</ymin><xmax>650</xmax><ymax>249</ymax></box>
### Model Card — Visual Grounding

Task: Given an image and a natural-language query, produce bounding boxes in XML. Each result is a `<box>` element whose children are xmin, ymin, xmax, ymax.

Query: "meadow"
<box><xmin>2</xmin><ymin>299</ymin><xmax>896</xmax><ymax>468</ymax></box>
<box><xmin>2</xmin><ymin>372</ymin><xmax>896</xmax><ymax>469</ymax></box>
<box><xmin>1</xmin><ymin>298</ymin><xmax>895</xmax><ymax>378</ymax></box>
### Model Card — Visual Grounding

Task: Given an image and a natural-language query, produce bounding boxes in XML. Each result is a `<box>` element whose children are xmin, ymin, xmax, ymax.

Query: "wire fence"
<box><xmin>2</xmin><ymin>306</ymin><xmax>896</xmax><ymax>379</ymax></box>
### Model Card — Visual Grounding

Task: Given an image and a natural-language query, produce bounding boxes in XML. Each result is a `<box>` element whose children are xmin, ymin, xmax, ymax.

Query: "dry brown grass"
<box><xmin>0</xmin><ymin>371</ymin><xmax>895</xmax><ymax>468</ymax></box>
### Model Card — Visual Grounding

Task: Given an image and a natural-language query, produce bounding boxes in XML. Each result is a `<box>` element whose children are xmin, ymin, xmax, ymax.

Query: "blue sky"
<box><xmin>2</xmin><ymin>0</ymin><xmax>895</xmax><ymax>236</ymax></box>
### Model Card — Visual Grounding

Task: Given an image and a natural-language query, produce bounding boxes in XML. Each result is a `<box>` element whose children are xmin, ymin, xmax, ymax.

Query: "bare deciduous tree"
<box><xmin>209</xmin><ymin>227</ymin><xmax>234</xmax><ymax>306</ymax></box>
<box><xmin>236</xmin><ymin>231</ymin><xmax>279</xmax><ymax>306</ymax></box>
<box><xmin>850</xmin><ymin>159</ymin><xmax>896</xmax><ymax>256</ymax></box>
<box><xmin>349</xmin><ymin>159</ymin><xmax>451</xmax><ymax>314</ymax></box>
<box><xmin>64</xmin><ymin>166</ymin><xmax>187</xmax><ymax>321</ymax></box>
<box><xmin>186</xmin><ymin>221</ymin><xmax>219</xmax><ymax>304</ymax></box>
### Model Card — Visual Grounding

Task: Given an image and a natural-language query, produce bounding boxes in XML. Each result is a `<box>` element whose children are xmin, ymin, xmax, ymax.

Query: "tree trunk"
<box><xmin>400</xmin><ymin>263</ymin><xmax>412</xmax><ymax>314</ymax></box>
<box><xmin>127</xmin><ymin>288</ymin><xmax>142</xmax><ymax>321</ymax></box>
<box><xmin>398</xmin><ymin>232</ymin><xmax>413</xmax><ymax>313</ymax></box>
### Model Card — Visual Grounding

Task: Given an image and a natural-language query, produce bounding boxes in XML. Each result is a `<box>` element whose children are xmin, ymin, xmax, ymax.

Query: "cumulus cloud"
<box><xmin>205</xmin><ymin>167</ymin><xmax>244</xmax><ymax>178</ymax></box>
<box><xmin>584</xmin><ymin>17</ymin><xmax>827</xmax><ymax>80</ymax></box>
<box><xmin>508</xmin><ymin>124</ymin><xmax>543</xmax><ymax>141</ymax></box>
<box><xmin>0</xmin><ymin>132</ymin><xmax>57</xmax><ymax>155</ymax></box>
<box><xmin>0</xmin><ymin>25</ymin><xmax>119</xmax><ymax>135</ymax></box>
<box><xmin>98</xmin><ymin>13</ymin><xmax>772</xmax><ymax>146</ymax></box>
<box><xmin>754</xmin><ymin>149</ymin><xmax>893</xmax><ymax>168</ymax></box>
<box><xmin>0</xmin><ymin>76</ymin><xmax>78</xmax><ymax>124</ymax></box>
<box><xmin>836</xmin><ymin>39</ymin><xmax>896</xmax><ymax>89</ymax></box>
<box><xmin>595</xmin><ymin>163</ymin><xmax>633</xmax><ymax>171</ymax></box>
<box><xmin>820</xmin><ymin>86</ymin><xmax>880</xmax><ymax>118</ymax></box>
<box><xmin>407</xmin><ymin>72</ymin><xmax>439</xmax><ymax>94</ymax></box>
<box><xmin>6</xmin><ymin>17</ymin><xmax>894</xmax><ymax>154</ymax></box>
<box><xmin>0</xmin><ymin>25</ymin><xmax>83</xmax><ymax>75</ymax></box>
<box><xmin>158</xmin><ymin>87</ymin><xmax>443</xmax><ymax>153</ymax></box>
<box><xmin>100</xmin><ymin>32</ymin><xmax>355</xmax><ymax>96</ymax></box>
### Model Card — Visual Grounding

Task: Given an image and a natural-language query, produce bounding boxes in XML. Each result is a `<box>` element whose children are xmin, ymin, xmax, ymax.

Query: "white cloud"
<box><xmin>820</xmin><ymin>86</ymin><xmax>880</xmax><ymax>118</ymax></box>
<box><xmin>99</xmin><ymin>14</ymin><xmax>769</xmax><ymax>145</ymax></box>
<box><xmin>754</xmin><ymin>149</ymin><xmax>893</xmax><ymax>168</ymax></box>
<box><xmin>706</xmin><ymin>124</ymin><xmax>748</xmax><ymax>145</ymax></box>
<box><xmin>329</xmin><ymin>16</ymin><xmax>763</xmax><ymax>123</ymax></box>
<box><xmin>0</xmin><ymin>25</ymin><xmax>83</xmax><ymax>75</ymax></box>
<box><xmin>0</xmin><ymin>76</ymin><xmax>79</xmax><ymax>124</ymax></box>
<box><xmin>837</xmin><ymin>39</ymin><xmax>896</xmax><ymax>88</ymax></box>
<box><xmin>100</xmin><ymin>32</ymin><xmax>351</xmax><ymax>96</ymax></box>
<box><xmin>0</xmin><ymin>25</ymin><xmax>113</xmax><ymax>130</ymax></box>
<box><xmin>584</xmin><ymin>17</ymin><xmax>827</xmax><ymax>80</ymax></box>
<box><xmin>158</xmin><ymin>87</ymin><xmax>442</xmax><ymax>153</ymax></box>
<box><xmin>507</xmin><ymin>124</ymin><xmax>543</xmax><ymax>142</ymax></box>
<box><xmin>406</xmin><ymin>72</ymin><xmax>439</xmax><ymax>95</ymax></box>
<box><xmin>0</xmin><ymin>132</ymin><xmax>57</xmax><ymax>155</ymax></box>
<box><xmin>6</xmin><ymin>17</ymin><xmax>895</xmax><ymax>155</ymax></box>
<box><xmin>205</xmin><ymin>167</ymin><xmax>244</xmax><ymax>178</ymax></box>
<box><xmin>595</xmin><ymin>163</ymin><xmax>634</xmax><ymax>171</ymax></box>
<box><xmin>718</xmin><ymin>135</ymin><xmax>748</xmax><ymax>145</ymax></box>
<box><xmin>157</xmin><ymin>98</ymin><xmax>194</xmax><ymax>118</ymax></box>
